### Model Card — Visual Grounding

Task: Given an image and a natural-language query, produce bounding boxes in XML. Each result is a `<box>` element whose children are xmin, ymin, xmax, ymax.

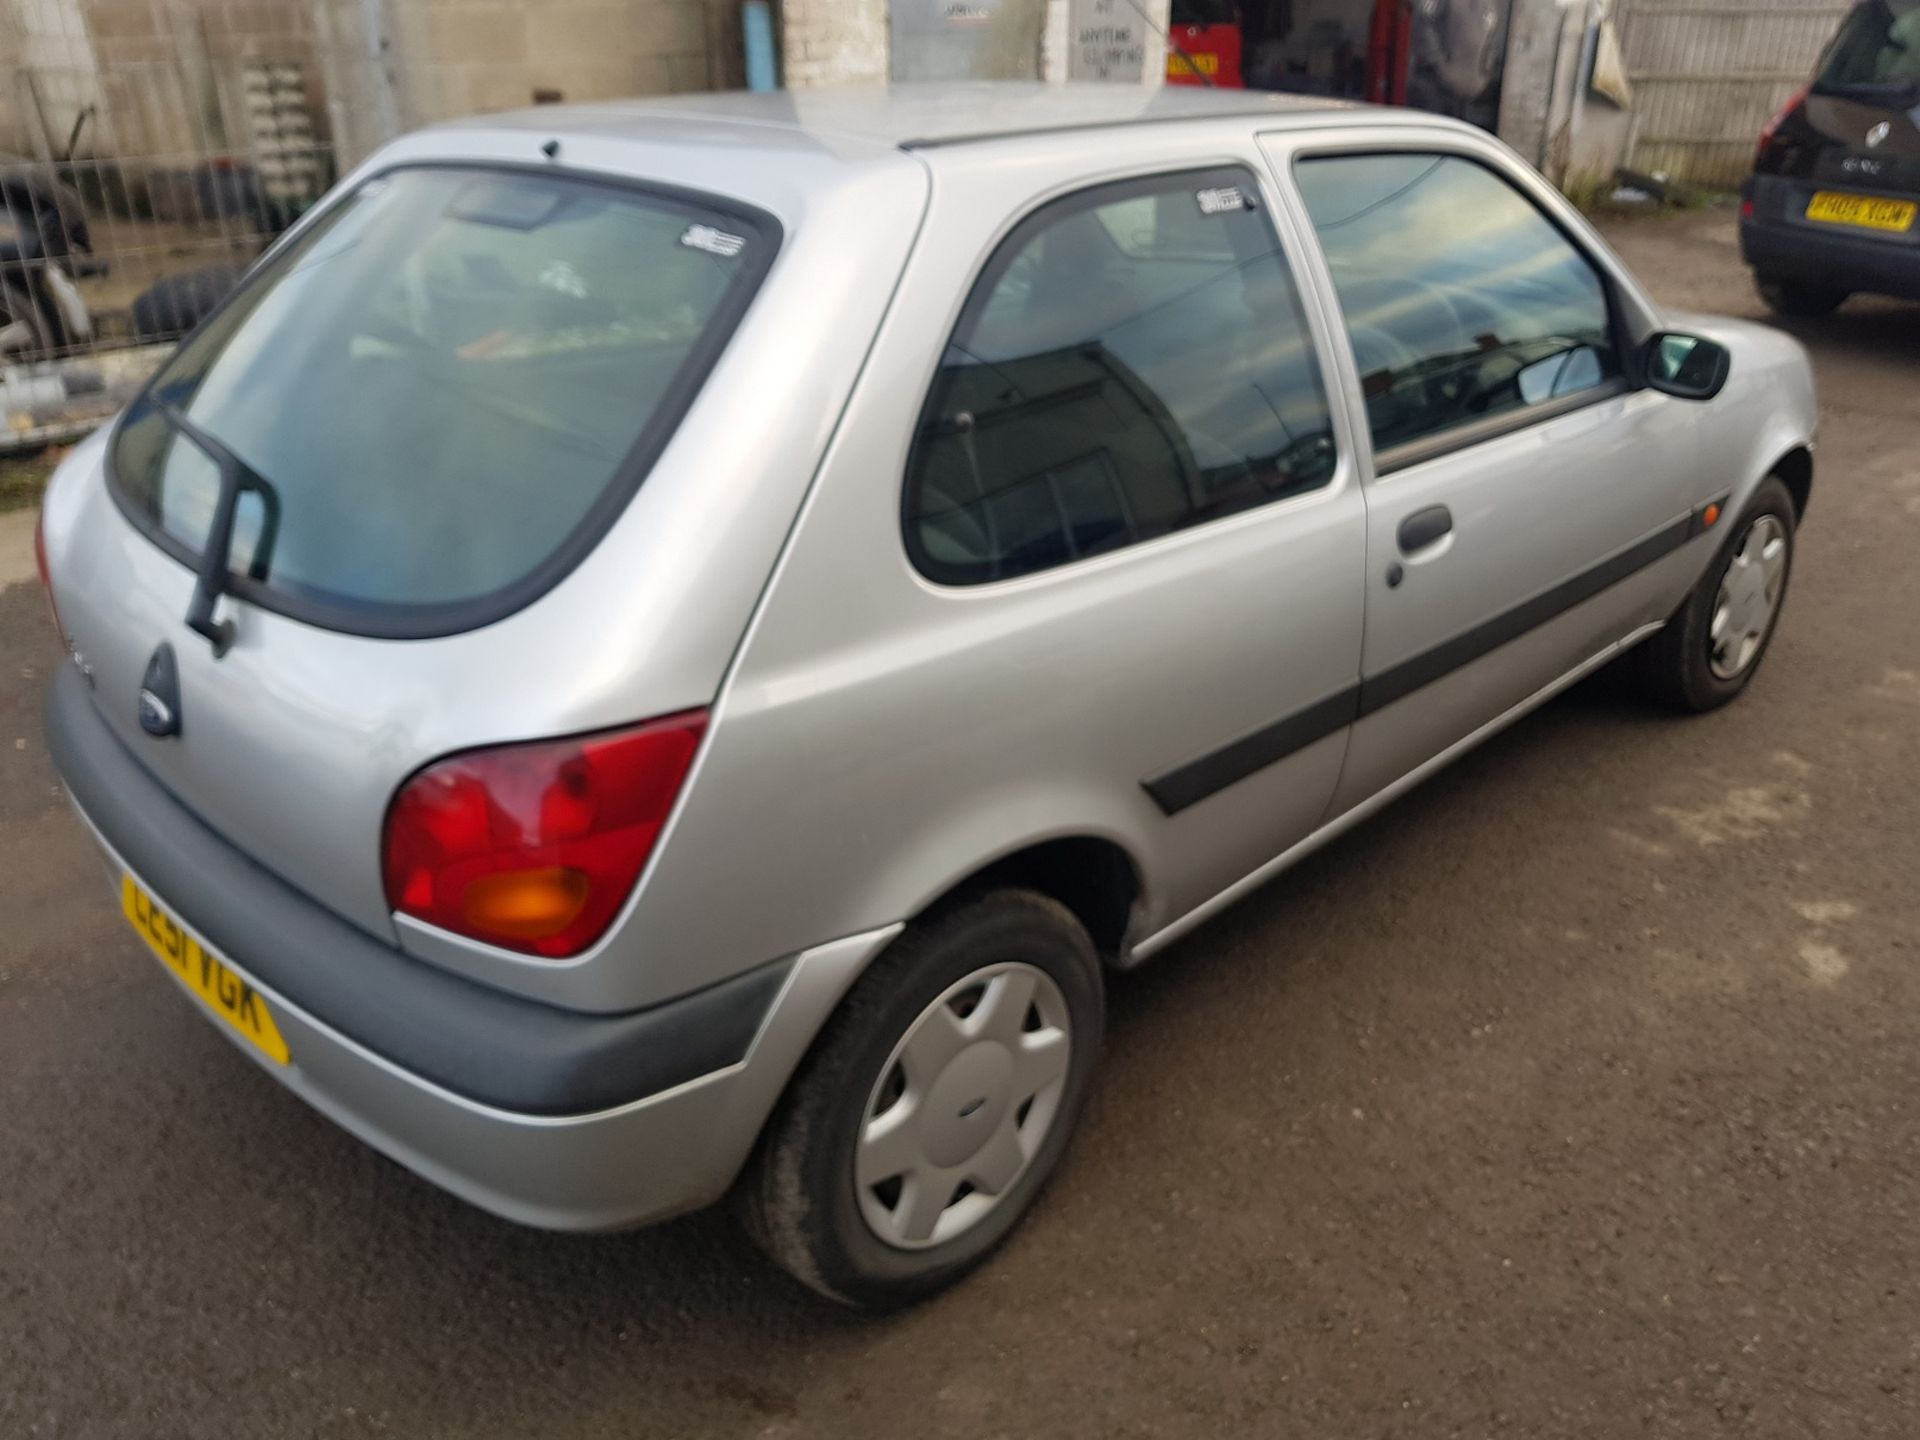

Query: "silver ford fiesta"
<box><xmin>35</xmin><ymin>83</ymin><xmax>1816</xmax><ymax>1308</ymax></box>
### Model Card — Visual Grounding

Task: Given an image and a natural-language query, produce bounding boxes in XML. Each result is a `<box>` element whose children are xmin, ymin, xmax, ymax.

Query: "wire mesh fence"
<box><xmin>3</xmin><ymin>0</ymin><xmax>343</xmax><ymax>440</ymax></box>
<box><xmin>1</xmin><ymin>0</ymin><xmax>755</xmax><ymax>444</ymax></box>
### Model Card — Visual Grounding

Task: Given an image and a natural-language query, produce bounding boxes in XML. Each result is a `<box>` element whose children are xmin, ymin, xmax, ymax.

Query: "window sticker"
<box><xmin>680</xmin><ymin>224</ymin><xmax>747</xmax><ymax>258</ymax></box>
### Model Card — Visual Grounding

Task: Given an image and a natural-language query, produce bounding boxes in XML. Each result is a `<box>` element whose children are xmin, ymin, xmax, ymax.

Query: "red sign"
<box><xmin>1165</xmin><ymin>23</ymin><xmax>1244</xmax><ymax>87</ymax></box>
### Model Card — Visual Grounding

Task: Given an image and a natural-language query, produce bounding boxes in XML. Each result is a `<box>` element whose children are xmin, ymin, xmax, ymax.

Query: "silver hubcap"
<box><xmin>856</xmin><ymin>963</ymin><xmax>1072</xmax><ymax>1251</ymax></box>
<box><xmin>1709</xmin><ymin>514</ymin><xmax>1788</xmax><ymax>680</ymax></box>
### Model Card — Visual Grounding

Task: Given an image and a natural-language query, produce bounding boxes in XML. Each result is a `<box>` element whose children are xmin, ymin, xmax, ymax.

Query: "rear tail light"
<box><xmin>33</xmin><ymin>508</ymin><xmax>65</xmax><ymax>645</ymax></box>
<box><xmin>382</xmin><ymin>711</ymin><xmax>708</xmax><ymax>958</ymax></box>
<box><xmin>1756</xmin><ymin>83</ymin><xmax>1810</xmax><ymax>169</ymax></box>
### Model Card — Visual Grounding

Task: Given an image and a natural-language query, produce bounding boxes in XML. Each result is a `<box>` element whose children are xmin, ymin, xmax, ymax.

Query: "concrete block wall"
<box><xmin>781</xmin><ymin>0</ymin><xmax>888</xmax><ymax>87</ymax></box>
<box><xmin>7</xmin><ymin>0</ymin><xmax>743</xmax><ymax>173</ymax></box>
<box><xmin>306</xmin><ymin>0</ymin><xmax>745</xmax><ymax>165</ymax></box>
<box><xmin>0</xmin><ymin>0</ymin><xmax>324</xmax><ymax>166</ymax></box>
<box><xmin>76</xmin><ymin>0</ymin><xmax>321</xmax><ymax>160</ymax></box>
<box><xmin>0</xmin><ymin>3</ymin><xmax>29</xmax><ymax>152</ymax></box>
<box><xmin>376</xmin><ymin>0</ymin><xmax>731</xmax><ymax>137</ymax></box>
<box><xmin>4</xmin><ymin>0</ymin><xmax>107</xmax><ymax>156</ymax></box>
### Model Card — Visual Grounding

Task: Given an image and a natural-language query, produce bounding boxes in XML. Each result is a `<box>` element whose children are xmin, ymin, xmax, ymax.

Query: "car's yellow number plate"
<box><xmin>1805</xmin><ymin>191</ymin><xmax>1918</xmax><ymax>232</ymax></box>
<box><xmin>121</xmin><ymin>874</ymin><xmax>290</xmax><ymax>1065</ymax></box>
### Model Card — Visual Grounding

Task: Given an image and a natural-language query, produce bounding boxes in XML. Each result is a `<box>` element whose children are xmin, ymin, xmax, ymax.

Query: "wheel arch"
<box><xmin>922</xmin><ymin>833</ymin><xmax>1145</xmax><ymax>963</ymax></box>
<box><xmin>1772</xmin><ymin>444</ymin><xmax>1813</xmax><ymax>522</ymax></box>
<box><xmin>728</xmin><ymin>829</ymin><xmax>1147</xmax><ymax>1197</ymax></box>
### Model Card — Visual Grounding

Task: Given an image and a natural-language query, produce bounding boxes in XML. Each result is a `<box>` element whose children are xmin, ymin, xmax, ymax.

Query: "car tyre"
<box><xmin>130</xmin><ymin>263</ymin><xmax>246</xmax><ymax>343</ymax></box>
<box><xmin>1634</xmin><ymin>475</ymin><xmax>1797</xmax><ymax>713</ymax></box>
<box><xmin>738</xmin><ymin>889</ymin><xmax>1104</xmax><ymax>1310</ymax></box>
<box><xmin>1756</xmin><ymin>277</ymin><xmax>1848</xmax><ymax>318</ymax></box>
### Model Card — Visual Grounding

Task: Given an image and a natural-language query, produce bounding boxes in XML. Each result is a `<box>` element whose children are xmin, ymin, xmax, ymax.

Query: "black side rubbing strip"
<box><xmin>1144</xmin><ymin>686</ymin><xmax>1360</xmax><ymax>816</ymax></box>
<box><xmin>1357</xmin><ymin>513</ymin><xmax>1695</xmax><ymax>716</ymax></box>
<box><xmin>1142</xmin><ymin>505</ymin><xmax>1717</xmax><ymax>814</ymax></box>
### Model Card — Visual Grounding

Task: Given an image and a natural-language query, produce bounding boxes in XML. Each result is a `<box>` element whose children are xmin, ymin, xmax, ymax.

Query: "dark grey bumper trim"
<box><xmin>43</xmin><ymin>666</ymin><xmax>790</xmax><ymax>1116</ymax></box>
<box><xmin>1740</xmin><ymin>215</ymin><xmax>1920</xmax><ymax>302</ymax></box>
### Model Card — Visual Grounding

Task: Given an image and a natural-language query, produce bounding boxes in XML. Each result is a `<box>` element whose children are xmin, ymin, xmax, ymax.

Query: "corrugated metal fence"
<box><xmin>1619</xmin><ymin>0</ymin><xmax>1851</xmax><ymax>188</ymax></box>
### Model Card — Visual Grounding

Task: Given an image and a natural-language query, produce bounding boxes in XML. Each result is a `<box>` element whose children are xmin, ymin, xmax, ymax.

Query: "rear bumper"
<box><xmin>1741</xmin><ymin>203</ymin><xmax>1920</xmax><ymax>302</ymax></box>
<box><xmin>44</xmin><ymin>666</ymin><xmax>897</xmax><ymax>1230</ymax></box>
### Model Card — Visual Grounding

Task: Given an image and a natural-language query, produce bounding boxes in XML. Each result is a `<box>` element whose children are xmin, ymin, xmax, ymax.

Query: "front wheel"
<box><xmin>1634</xmin><ymin>476</ymin><xmax>1797</xmax><ymax>712</ymax></box>
<box><xmin>738</xmin><ymin>889</ymin><xmax>1104</xmax><ymax>1309</ymax></box>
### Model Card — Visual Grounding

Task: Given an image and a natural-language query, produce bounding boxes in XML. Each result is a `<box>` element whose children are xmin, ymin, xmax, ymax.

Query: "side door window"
<box><xmin>904</xmin><ymin>167</ymin><xmax>1339</xmax><ymax>585</ymax></box>
<box><xmin>1294</xmin><ymin>153</ymin><xmax>1622</xmax><ymax>465</ymax></box>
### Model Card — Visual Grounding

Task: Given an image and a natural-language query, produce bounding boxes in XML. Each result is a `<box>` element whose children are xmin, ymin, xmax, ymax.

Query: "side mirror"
<box><xmin>1644</xmin><ymin>331</ymin><xmax>1731</xmax><ymax>400</ymax></box>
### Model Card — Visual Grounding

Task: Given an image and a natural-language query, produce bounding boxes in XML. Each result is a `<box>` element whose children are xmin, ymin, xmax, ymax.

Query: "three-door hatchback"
<box><xmin>39</xmin><ymin>84</ymin><xmax>1817</xmax><ymax>1308</ymax></box>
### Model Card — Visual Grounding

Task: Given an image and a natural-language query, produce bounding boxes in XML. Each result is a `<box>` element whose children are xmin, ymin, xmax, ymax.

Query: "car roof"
<box><xmin>439</xmin><ymin>81</ymin><xmax>1374</xmax><ymax>155</ymax></box>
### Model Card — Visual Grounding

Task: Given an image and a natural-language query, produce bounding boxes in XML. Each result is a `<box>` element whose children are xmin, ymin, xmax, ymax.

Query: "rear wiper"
<box><xmin>158</xmin><ymin>403</ymin><xmax>281</xmax><ymax>657</ymax></box>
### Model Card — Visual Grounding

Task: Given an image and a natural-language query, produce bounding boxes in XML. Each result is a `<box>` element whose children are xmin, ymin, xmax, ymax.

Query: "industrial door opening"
<box><xmin>1167</xmin><ymin>0</ymin><xmax>1512</xmax><ymax>134</ymax></box>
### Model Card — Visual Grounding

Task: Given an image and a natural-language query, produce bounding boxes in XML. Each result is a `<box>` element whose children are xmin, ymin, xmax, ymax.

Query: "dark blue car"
<box><xmin>1742</xmin><ymin>0</ymin><xmax>1920</xmax><ymax>315</ymax></box>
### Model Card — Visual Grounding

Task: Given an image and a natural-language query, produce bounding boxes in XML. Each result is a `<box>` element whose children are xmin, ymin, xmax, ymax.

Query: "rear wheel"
<box><xmin>1634</xmin><ymin>476</ymin><xmax>1796</xmax><ymax>712</ymax></box>
<box><xmin>739</xmin><ymin>889</ymin><xmax>1104</xmax><ymax>1309</ymax></box>
<box><xmin>1756</xmin><ymin>277</ymin><xmax>1848</xmax><ymax>318</ymax></box>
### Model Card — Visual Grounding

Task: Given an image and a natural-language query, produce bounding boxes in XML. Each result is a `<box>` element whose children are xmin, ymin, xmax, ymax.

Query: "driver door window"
<box><xmin>1294</xmin><ymin>153</ymin><xmax>1621</xmax><ymax>464</ymax></box>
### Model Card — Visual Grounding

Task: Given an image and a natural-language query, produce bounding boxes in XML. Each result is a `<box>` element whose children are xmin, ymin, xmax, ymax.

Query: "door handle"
<box><xmin>1397</xmin><ymin>505</ymin><xmax>1453</xmax><ymax>555</ymax></box>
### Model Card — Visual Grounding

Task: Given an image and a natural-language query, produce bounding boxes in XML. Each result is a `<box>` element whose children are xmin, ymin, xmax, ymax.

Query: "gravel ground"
<box><xmin>0</xmin><ymin>448</ymin><xmax>61</xmax><ymax>517</ymax></box>
<box><xmin>3</xmin><ymin>204</ymin><xmax>1918</xmax><ymax>1439</ymax></box>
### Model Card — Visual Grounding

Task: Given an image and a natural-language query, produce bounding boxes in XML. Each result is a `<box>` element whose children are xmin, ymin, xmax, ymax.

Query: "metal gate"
<box><xmin>1619</xmin><ymin>0</ymin><xmax>1851</xmax><ymax>188</ymax></box>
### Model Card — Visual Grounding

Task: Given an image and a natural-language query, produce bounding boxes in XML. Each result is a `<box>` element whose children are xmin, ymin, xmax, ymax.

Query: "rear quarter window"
<box><xmin>1817</xmin><ymin>0</ymin><xmax>1920</xmax><ymax>90</ymax></box>
<box><xmin>109</xmin><ymin>166</ymin><xmax>777</xmax><ymax>638</ymax></box>
<box><xmin>903</xmin><ymin>166</ymin><xmax>1338</xmax><ymax>586</ymax></box>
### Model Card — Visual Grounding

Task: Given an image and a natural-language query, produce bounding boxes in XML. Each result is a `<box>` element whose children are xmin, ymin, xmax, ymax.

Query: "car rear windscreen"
<box><xmin>1815</xmin><ymin>0</ymin><xmax>1920</xmax><ymax>94</ymax></box>
<box><xmin>109</xmin><ymin>167</ymin><xmax>775</xmax><ymax>637</ymax></box>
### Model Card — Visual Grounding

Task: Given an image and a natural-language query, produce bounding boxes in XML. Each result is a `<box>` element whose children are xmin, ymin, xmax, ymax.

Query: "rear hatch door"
<box><xmin>46</xmin><ymin>143</ymin><xmax>925</xmax><ymax>970</ymax></box>
<box><xmin>1779</xmin><ymin>5</ymin><xmax>1920</xmax><ymax>238</ymax></box>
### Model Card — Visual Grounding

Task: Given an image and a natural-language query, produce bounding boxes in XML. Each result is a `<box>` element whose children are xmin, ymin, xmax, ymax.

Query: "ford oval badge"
<box><xmin>139</xmin><ymin>643</ymin><xmax>182</xmax><ymax>738</ymax></box>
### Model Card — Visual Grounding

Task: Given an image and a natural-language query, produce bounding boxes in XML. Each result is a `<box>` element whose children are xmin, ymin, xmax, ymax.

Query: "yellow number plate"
<box><xmin>1805</xmin><ymin>191</ymin><xmax>1917</xmax><ymax>233</ymax></box>
<box><xmin>121</xmin><ymin>874</ymin><xmax>290</xmax><ymax>1065</ymax></box>
<box><xmin>1168</xmin><ymin>51</ymin><xmax>1219</xmax><ymax>77</ymax></box>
